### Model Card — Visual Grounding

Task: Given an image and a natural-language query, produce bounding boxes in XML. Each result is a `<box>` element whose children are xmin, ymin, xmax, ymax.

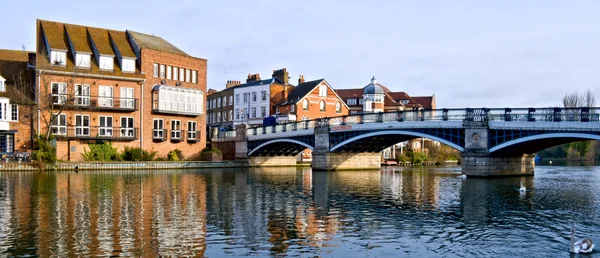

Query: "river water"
<box><xmin>0</xmin><ymin>166</ymin><xmax>599</xmax><ymax>257</ymax></box>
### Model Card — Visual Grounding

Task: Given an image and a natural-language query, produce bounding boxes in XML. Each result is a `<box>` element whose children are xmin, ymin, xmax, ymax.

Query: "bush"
<box><xmin>82</xmin><ymin>142</ymin><xmax>120</xmax><ymax>161</ymax></box>
<box><xmin>168</xmin><ymin>150</ymin><xmax>179</xmax><ymax>161</ymax></box>
<box><xmin>32</xmin><ymin>135</ymin><xmax>57</xmax><ymax>164</ymax></box>
<box><xmin>121</xmin><ymin>147</ymin><xmax>157</xmax><ymax>161</ymax></box>
<box><xmin>201</xmin><ymin>146</ymin><xmax>222</xmax><ymax>154</ymax></box>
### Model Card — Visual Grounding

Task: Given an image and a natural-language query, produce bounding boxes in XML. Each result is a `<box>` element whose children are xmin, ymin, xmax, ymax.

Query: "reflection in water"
<box><xmin>1</xmin><ymin>166</ymin><xmax>600</xmax><ymax>257</ymax></box>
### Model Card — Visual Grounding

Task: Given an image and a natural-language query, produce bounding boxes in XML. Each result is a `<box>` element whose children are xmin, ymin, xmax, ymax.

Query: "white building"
<box><xmin>233</xmin><ymin>78</ymin><xmax>274</xmax><ymax>126</ymax></box>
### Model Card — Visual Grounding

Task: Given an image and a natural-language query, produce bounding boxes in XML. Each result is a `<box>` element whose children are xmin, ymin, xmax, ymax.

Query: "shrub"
<box><xmin>32</xmin><ymin>135</ymin><xmax>57</xmax><ymax>164</ymax></box>
<box><xmin>121</xmin><ymin>147</ymin><xmax>157</xmax><ymax>161</ymax></box>
<box><xmin>82</xmin><ymin>142</ymin><xmax>120</xmax><ymax>161</ymax></box>
<box><xmin>168</xmin><ymin>150</ymin><xmax>179</xmax><ymax>161</ymax></box>
<box><xmin>201</xmin><ymin>146</ymin><xmax>222</xmax><ymax>154</ymax></box>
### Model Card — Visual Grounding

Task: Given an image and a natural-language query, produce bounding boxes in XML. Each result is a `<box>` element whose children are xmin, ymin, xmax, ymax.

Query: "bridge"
<box><xmin>215</xmin><ymin>107</ymin><xmax>600</xmax><ymax>177</ymax></box>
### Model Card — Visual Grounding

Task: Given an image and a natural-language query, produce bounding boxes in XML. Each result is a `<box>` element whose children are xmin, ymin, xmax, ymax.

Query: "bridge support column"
<box><xmin>235</xmin><ymin>125</ymin><xmax>248</xmax><ymax>160</ymax></box>
<box><xmin>462</xmin><ymin>154</ymin><xmax>535</xmax><ymax>177</ymax></box>
<box><xmin>248</xmin><ymin>156</ymin><xmax>298</xmax><ymax>167</ymax></box>
<box><xmin>312</xmin><ymin>126</ymin><xmax>381</xmax><ymax>170</ymax></box>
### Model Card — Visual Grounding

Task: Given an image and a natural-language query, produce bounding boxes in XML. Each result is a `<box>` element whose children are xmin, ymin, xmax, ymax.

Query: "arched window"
<box><xmin>320</xmin><ymin>100</ymin><xmax>325</xmax><ymax>111</ymax></box>
<box><xmin>335</xmin><ymin>102</ymin><xmax>341</xmax><ymax>113</ymax></box>
<box><xmin>302</xmin><ymin>99</ymin><xmax>309</xmax><ymax>110</ymax></box>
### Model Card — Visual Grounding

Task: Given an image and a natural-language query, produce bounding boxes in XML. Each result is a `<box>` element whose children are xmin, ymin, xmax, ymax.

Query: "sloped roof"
<box><xmin>335</xmin><ymin>89</ymin><xmax>363</xmax><ymax>101</ymax></box>
<box><xmin>39</xmin><ymin>20</ymin><xmax>68</xmax><ymax>50</ymax></box>
<box><xmin>411</xmin><ymin>96</ymin><xmax>434</xmax><ymax>109</ymax></box>
<box><xmin>0</xmin><ymin>49</ymin><xmax>32</xmax><ymax>62</ymax></box>
<box><xmin>109</xmin><ymin>30</ymin><xmax>136</xmax><ymax>58</ymax></box>
<box><xmin>285</xmin><ymin>79</ymin><xmax>324</xmax><ymax>104</ymax></box>
<box><xmin>87</xmin><ymin>27</ymin><xmax>116</xmax><ymax>56</ymax></box>
<box><xmin>64</xmin><ymin>24</ymin><xmax>93</xmax><ymax>53</ymax></box>
<box><xmin>128</xmin><ymin>31</ymin><xmax>188</xmax><ymax>56</ymax></box>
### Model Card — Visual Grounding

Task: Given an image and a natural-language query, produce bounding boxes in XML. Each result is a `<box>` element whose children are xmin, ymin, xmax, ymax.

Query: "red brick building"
<box><xmin>276</xmin><ymin>76</ymin><xmax>349</xmax><ymax>121</ymax></box>
<box><xmin>35</xmin><ymin>20</ymin><xmax>206</xmax><ymax>161</ymax></box>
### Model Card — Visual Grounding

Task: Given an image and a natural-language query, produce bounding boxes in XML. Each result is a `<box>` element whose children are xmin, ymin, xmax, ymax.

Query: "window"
<box><xmin>222</xmin><ymin>97</ymin><xmax>227</xmax><ymax>107</ymax></box>
<box><xmin>76</xmin><ymin>53</ymin><xmax>90</xmax><ymax>68</ymax></box>
<box><xmin>51</xmin><ymin>82</ymin><xmax>67</xmax><ymax>104</ymax></box>
<box><xmin>302</xmin><ymin>99</ymin><xmax>309</xmax><ymax>110</ymax></box>
<box><xmin>217</xmin><ymin>98</ymin><xmax>221</xmax><ymax>108</ymax></box>
<box><xmin>120</xmin><ymin>117</ymin><xmax>134</xmax><ymax>137</ymax></box>
<box><xmin>347</xmin><ymin>99</ymin><xmax>357</xmax><ymax>105</ymax></box>
<box><xmin>51</xmin><ymin>114</ymin><xmax>67</xmax><ymax>135</ymax></box>
<box><xmin>75</xmin><ymin>114</ymin><xmax>90</xmax><ymax>136</ymax></box>
<box><xmin>122</xmin><ymin>59</ymin><xmax>135</xmax><ymax>72</ymax></box>
<box><xmin>217</xmin><ymin>112</ymin><xmax>221</xmax><ymax>122</ymax></box>
<box><xmin>229</xmin><ymin>96</ymin><xmax>233</xmax><ymax>106</ymax></box>
<box><xmin>236</xmin><ymin>94</ymin><xmax>240</xmax><ymax>103</ymax></box>
<box><xmin>0</xmin><ymin>81</ymin><xmax>4</xmax><ymax>92</ymax></box>
<box><xmin>173</xmin><ymin>67</ymin><xmax>178</xmax><ymax>81</ymax></box>
<box><xmin>251</xmin><ymin>107</ymin><xmax>256</xmax><ymax>118</ymax></box>
<box><xmin>50</xmin><ymin>51</ymin><xmax>66</xmax><ymax>66</ymax></box>
<box><xmin>10</xmin><ymin>104</ymin><xmax>17</xmax><ymax>121</ymax></box>
<box><xmin>359</xmin><ymin>98</ymin><xmax>364</xmax><ymax>105</ymax></box>
<box><xmin>276</xmin><ymin>107</ymin><xmax>280</xmax><ymax>114</ymax></box>
<box><xmin>166</xmin><ymin>66</ymin><xmax>172</xmax><ymax>79</ymax></box>
<box><xmin>192</xmin><ymin>70</ymin><xmax>197</xmax><ymax>83</ymax></box>
<box><xmin>179</xmin><ymin>68</ymin><xmax>185</xmax><ymax>81</ymax></box>
<box><xmin>168</xmin><ymin>120</ymin><xmax>181</xmax><ymax>139</ymax></box>
<box><xmin>320</xmin><ymin>100</ymin><xmax>326</xmax><ymax>111</ymax></box>
<box><xmin>222</xmin><ymin>112</ymin><xmax>227</xmax><ymax>121</ymax></box>
<box><xmin>120</xmin><ymin>88</ymin><xmax>135</xmax><ymax>108</ymax></box>
<box><xmin>0</xmin><ymin>135</ymin><xmax>13</xmax><ymax>153</ymax></box>
<box><xmin>185</xmin><ymin>69</ymin><xmax>191</xmax><ymax>83</ymax></box>
<box><xmin>153</xmin><ymin>64</ymin><xmax>159</xmax><ymax>77</ymax></box>
<box><xmin>243</xmin><ymin>93</ymin><xmax>248</xmax><ymax>103</ymax></box>
<box><xmin>319</xmin><ymin>85</ymin><xmax>327</xmax><ymax>97</ymax></box>
<box><xmin>98</xmin><ymin>86</ymin><xmax>113</xmax><ymax>107</ymax></box>
<box><xmin>75</xmin><ymin>84</ymin><xmax>90</xmax><ymax>106</ymax></box>
<box><xmin>188</xmin><ymin>121</ymin><xmax>197</xmax><ymax>140</ymax></box>
<box><xmin>252</xmin><ymin>92</ymin><xmax>257</xmax><ymax>102</ymax></box>
<box><xmin>400</xmin><ymin>99</ymin><xmax>409</xmax><ymax>105</ymax></box>
<box><xmin>261</xmin><ymin>91</ymin><xmax>267</xmax><ymax>101</ymax></box>
<box><xmin>261</xmin><ymin>106</ymin><xmax>266</xmax><ymax>117</ymax></box>
<box><xmin>99</xmin><ymin>56</ymin><xmax>114</xmax><ymax>70</ymax></box>
<box><xmin>291</xmin><ymin>104</ymin><xmax>295</xmax><ymax>112</ymax></box>
<box><xmin>99</xmin><ymin>116</ymin><xmax>113</xmax><ymax>136</ymax></box>
<box><xmin>336</xmin><ymin>102</ymin><xmax>341</xmax><ymax>113</ymax></box>
<box><xmin>235</xmin><ymin>109</ymin><xmax>240</xmax><ymax>120</ymax></box>
<box><xmin>229</xmin><ymin>110</ymin><xmax>233</xmax><ymax>121</ymax></box>
<box><xmin>152</xmin><ymin>119</ymin><xmax>164</xmax><ymax>139</ymax></box>
<box><xmin>159</xmin><ymin>64</ymin><xmax>165</xmax><ymax>78</ymax></box>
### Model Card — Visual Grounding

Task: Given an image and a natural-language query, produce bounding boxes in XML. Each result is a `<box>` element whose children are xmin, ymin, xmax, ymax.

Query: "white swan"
<box><xmin>570</xmin><ymin>227</ymin><xmax>594</xmax><ymax>254</ymax></box>
<box><xmin>519</xmin><ymin>182</ymin><xmax>526</xmax><ymax>193</ymax></box>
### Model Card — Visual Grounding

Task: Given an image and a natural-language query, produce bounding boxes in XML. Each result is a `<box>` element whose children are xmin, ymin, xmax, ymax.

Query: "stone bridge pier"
<box><xmin>235</xmin><ymin>125</ymin><xmax>298</xmax><ymax>167</ymax></box>
<box><xmin>461</xmin><ymin>121</ymin><xmax>535</xmax><ymax>177</ymax></box>
<box><xmin>312</xmin><ymin>126</ymin><xmax>382</xmax><ymax>171</ymax></box>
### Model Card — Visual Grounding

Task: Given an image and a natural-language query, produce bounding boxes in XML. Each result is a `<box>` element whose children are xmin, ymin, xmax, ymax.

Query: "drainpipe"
<box><xmin>140</xmin><ymin>79</ymin><xmax>145</xmax><ymax>149</ymax></box>
<box><xmin>36</xmin><ymin>71</ymin><xmax>40</xmax><ymax>137</ymax></box>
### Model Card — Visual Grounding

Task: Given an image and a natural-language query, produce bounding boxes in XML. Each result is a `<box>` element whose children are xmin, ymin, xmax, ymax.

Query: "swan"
<box><xmin>519</xmin><ymin>182</ymin><xmax>526</xmax><ymax>193</ymax></box>
<box><xmin>570</xmin><ymin>227</ymin><xmax>594</xmax><ymax>254</ymax></box>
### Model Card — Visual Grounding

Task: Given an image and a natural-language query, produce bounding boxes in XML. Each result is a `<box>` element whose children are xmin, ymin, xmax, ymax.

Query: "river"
<box><xmin>0</xmin><ymin>166</ymin><xmax>599</xmax><ymax>257</ymax></box>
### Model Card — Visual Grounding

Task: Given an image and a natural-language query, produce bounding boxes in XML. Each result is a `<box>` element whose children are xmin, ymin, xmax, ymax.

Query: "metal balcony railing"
<box><xmin>50</xmin><ymin>94</ymin><xmax>138</xmax><ymax>111</ymax></box>
<box><xmin>51</xmin><ymin>126</ymin><xmax>138</xmax><ymax>141</ymax></box>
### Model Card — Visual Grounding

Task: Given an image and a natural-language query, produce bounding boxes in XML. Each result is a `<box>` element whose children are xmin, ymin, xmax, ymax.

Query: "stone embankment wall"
<box><xmin>462</xmin><ymin>154</ymin><xmax>535</xmax><ymax>177</ymax></box>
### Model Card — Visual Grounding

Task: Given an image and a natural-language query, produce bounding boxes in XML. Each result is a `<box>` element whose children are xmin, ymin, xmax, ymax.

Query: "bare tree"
<box><xmin>562</xmin><ymin>89</ymin><xmax>596</xmax><ymax>108</ymax></box>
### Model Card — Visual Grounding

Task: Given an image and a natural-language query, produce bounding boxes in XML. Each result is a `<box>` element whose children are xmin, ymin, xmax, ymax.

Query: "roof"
<box><xmin>109</xmin><ymin>31</ymin><xmax>136</xmax><ymax>58</ymax></box>
<box><xmin>363</xmin><ymin>77</ymin><xmax>385</xmax><ymax>94</ymax></box>
<box><xmin>64</xmin><ymin>24</ymin><xmax>93</xmax><ymax>53</ymax></box>
<box><xmin>128</xmin><ymin>31</ymin><xmax>188</xmax><ymax>56</ymax></box>
<box><xmin>87</xmin><ymin>27</ymin><xmax>116</xmax><ymax>56</ymax></box>
<box><xmin>0</xmin><ymin>49</ymin><xmax>33</xmax><ymax>62</ymax></box>
<box><xmin>285</xmin><ymin>79</ymin><xmax>325</xmax><ymax>104</ymax></box>
<box><xmin>411</xmin><ymin>96</ymin><xmax>434</xmax><ymax>109</ymax></box>
<box><xmin>0</xmin><ymin>84</ymin><xmax>35</xmax><ymax>105</ymax></box>
<box><xmin>335</xmin><ymin>89</ymin><xmax>363</xmax><ymax>102</ymax></box>
<box><xmin>39</xmin><ymin>20</ymin><xmax>69</xmax><ymax>50</ymax></box>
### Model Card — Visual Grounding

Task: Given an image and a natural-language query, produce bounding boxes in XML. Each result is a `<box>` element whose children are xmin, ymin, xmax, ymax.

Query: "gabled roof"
<box><xmin>109</xmin><ymin>31</ymin><xmax>136</xmax><ymax>58</ymax></box>
<box><xmin>87</xmin><ymin>27</ymin><xmax>116</xmax><ymax>56</ymax></box>
<box><xmin>0</xmin><ymin>49</ymin><xmax>32</xmax><ymax>62</ymax></box>
<box><xmin>64</xmin><ymin>24</ymin><xmax>93</xmax><ymax>54</ymax></box>
<box><xmin>411</xmin><ymin>96</ymin><xmax>434</xmax><ymax>109</ymax></box>
<box><xmin>285</xmin><ymin>79</ymin><xmax>325</xmax><ymax>104</ymax></box>
<box><xmin>127</xmin><ymin>31</ymin><xmax>188</xmax><ymax>56</ymax></box>
<box><xmin>39</xmin><ymin>20</ymin><xmax>68</xmax><ymax>50</ymax></box>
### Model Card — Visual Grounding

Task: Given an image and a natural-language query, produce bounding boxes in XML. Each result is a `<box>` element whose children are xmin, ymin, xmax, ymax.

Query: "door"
<box><xmin>120</xmin><ymin>88</ymin><xmax>134</xmax><ymax>108</ymax></box>
<box><xmin>99</xmin><ymin>86</ymin><xmax>113</xmax><ymax>107</ymax></box>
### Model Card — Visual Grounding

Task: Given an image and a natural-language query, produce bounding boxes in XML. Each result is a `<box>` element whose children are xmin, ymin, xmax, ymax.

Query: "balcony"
<box><xmin>51</xmin><ymin>126</ymin><xmax>138</xmax><ymax>141</ymax></box>
<box><xmin>187</xmin><ymin>131</ymin><xmax>201</xmax><ymax>143</ymax></box>
<box><xmin>50</xmin><ymin>94</ymin><xmax>139</xmax><ymax>112</ymax></box>
<box><xmin>152</xmin><ymin>100</ymin><xmax>203</xmax><ymax>116</ymax></box>
<box><xmin>152</xmin><ymin>129</ymin><xmax>168</xmax><ymax>142</ymax></box>
<box><xmin>170</xmin><ymin>130</ymin><xmax>186</xmax><ymax>142</ymax></box>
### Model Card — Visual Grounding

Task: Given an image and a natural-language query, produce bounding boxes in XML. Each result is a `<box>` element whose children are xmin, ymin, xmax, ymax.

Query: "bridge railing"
<box><xmin>216</xmin><ymin>130</ymin><xmax>236</xmax><ymax>139</ymax></box>
<box><xmin>327</xmin><ymin>109</ymin><xmax>469</xmax><ymax>125</ymax></box>
<box><xmin>487</xmin><ymin>107</ymin><xmax>600</xmax><ymax>122</ymax></box>
<box><xmin>247</xmin><ymin>120</ymin><xmax>316</xmax><ymax>136</ymax></box>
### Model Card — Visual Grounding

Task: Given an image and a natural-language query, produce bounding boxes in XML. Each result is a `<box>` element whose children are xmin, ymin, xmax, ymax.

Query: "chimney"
<box><xmin>298</xmin><ymin>75</ymin><xmax>305</xmax><ymax>85</ymax></box>
<box><xmin>246</xmin><ymin>73</ymin><xmax>261</xmax><ymax>83</ymax></box>
<box><xmin>226</xmin><ymin>80</ymin><xmax>241</xmax><ymax>88</ymax></box>
<box><xmin>272</xmin><ymin>68</ymin><xmax>289</xmax><ymax>85</ymax></box>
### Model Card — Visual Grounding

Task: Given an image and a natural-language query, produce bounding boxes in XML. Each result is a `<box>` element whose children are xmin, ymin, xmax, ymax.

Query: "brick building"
<box><xmin>35</xmin><ymin>20</ymin><xmax>206</xmax><ymax>161</ymax></box>
<box><xmin>206</xmin><ymin>81</ymin><xmax>236</xmax><ymax>131</ymax></box>
<box><xmin>276</xmin><ymin>76</ymin><xmax>349</xmax><ymax>121</ymax></box>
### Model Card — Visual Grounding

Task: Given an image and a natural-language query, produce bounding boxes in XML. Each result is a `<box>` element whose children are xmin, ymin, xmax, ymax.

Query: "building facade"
<box><xmin>276</xmin><ymin>77</ymin><xmax>349</xmax><ymax>121</ymax></box>
<box><xmin>207</xmin><ymin>83</ymin><xmax>235</xmax><ymax>130</ymax></box>
<box><xmin>35</xmin><ymin>20</ymin><xmax>206</xmax><ymax>161</ymax></box>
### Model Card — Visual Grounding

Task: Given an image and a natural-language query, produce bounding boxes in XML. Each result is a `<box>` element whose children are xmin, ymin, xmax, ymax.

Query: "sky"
<box><xmin>1</xmin><ymin>0</ymin><xmax>599</xmax><ymax>108</ymax></box>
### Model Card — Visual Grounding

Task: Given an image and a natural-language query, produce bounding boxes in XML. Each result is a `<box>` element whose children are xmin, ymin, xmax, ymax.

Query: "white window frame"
<box><xmin>291</xmin><ymin>104</ymin><xmax>295</xmax><ymax>112</ymax></box>
<box><xmin>319</xmin><ymin>85</ymin><xmax>327</xmax><ymax>97</ymax></box>
<box><xmin>192</xmin><ymin>70</ymin><xmax>197</xmax><ymax>83</ymax></box>
<box><xmin>171</xmin><ymin>120</ymin><xmax>181</xmax><ymax>139</ymax></box>
<box><xmin>302</xmin><ymin>99</ymin><xmax>309</xmax><ymax>110</ymax></box>
<box><xmin>261</xmin><ymin>106</ymin><xmax>266</xmax><ymax>117</ymax></box>
<box><xmin>75</xmin><ymin>114</ymin><xmax>90</xmax><ymax>136</ymax></box>
<box><xmin>98</xmin><ymin>116</ymin><xmax>113</xmax><ymax>137</ymax></box>
<box><xmin>229</xmin><ymin>95</ymin><xmax>233</xmax><ymax>106</ymax></box>
<box><xmin>173</xmin><ymin>66</ymin><xmax>178</xmax><ymax>80</ymax></box>
<box><xmin>252</xmin><ymin>92</ymin><xmax>257</xmax><ymax>102</ymax></box>
<box><xmin>185</xmin><ymin>69</ymin><xmax>191</xmax><ymax>83</ymax></box>
<box><xmin>153</xmin><ymin>119</ymin><xmax>164</xmax><ymax>139</ymax></box>
<box><xmin>120</xmin><ymin>117</ymin><xmax>134</xmax><ymax>137</ymax></box>
<box><xmin>166</xmin><ymin>65</ymin><xmax>172</xmax><ymax>79</ymax></box>
<box><xmin>75</xmin><ymin>84</ymin><xmax>90</xmax><ymax>106</ymax></box>
<box><xmin>179</xmin><ymin>68</ymin><xmax>185</xmax><ymax>81</ymax></box>
<box><xmin>159</xmin><ymin>64</ymin><xmax>165</xmax><ymax>78</ymax></box>
<box><xmin>236</xmin><ymin>94</ymin><xmax>240</xmax><ymax>103</ymax></box>
<box><xmin>75</xmin><ymin>53</ymin><xmax>90</xmax><ymax>68</ymax></box>
<box><xmin>347</xmin><ymin>99</ymin><xmax>357</xmax><ymax>105</ymax></box>
<box><xmin>99</xmin><ymin>56</ymin><xmax>114</xmax><ymax>70</ymax></box>
<box><xmin>229</xmin><ymin>110</ymin><xmax>233</xmax><ymax>121</ymax></box>
<box><xmin>320</xmin><ymin>100</ymin><xmax>326</xmax><ymax>112</ymax></box>
<box><xmin>217</xmin><ymin>98</ymin><xmax>221</xmax><ymax>108</ymax></box>
<box><xmin>336</xmin><ymin>102</ymin><xmax>341</xmax><ymax>113</ymax></box>
<box><xmin>261</xmin><ymin>91</ymin><xmax>267</xmax><ymax>101</ymax></box>
<box><xmin>153</xmin><ymin>64</ymin><xmax>159</xmax><ymax>77</ymax></box>
<box><xmin>50</xmin><ymin>51</ymin><xmax>66</xmax><ymax>66</ymax></box>
<box><xmin>98</xmin><ymin>86</ymin><xmax>113</xmax><ymax>107</ymax></box>
<box><xmin>187</xmin><ymin>121</ymin><xmax>197</xmax><ymax>140</ymax></box>
<box><xmin>120</xmin><ymin>87</ymin><xmax>135</xmax><ymax>109</ymax></box>
<box><xmin>122</xmin><ymin>58</ymin><xmax>135</xmax><ymax>72</ymax></box>
<box><xmin>51</xmin><ymin>82</ymin><xmax>67</xmax><ymax>104</ymax></box>
<box><xmin>251</xmin><ymin>107</ymin><xmax>256</xmax><ymax>118</ymax></box>
<box><xmin>235</xmin><ymin>109</ymin><xmax>240</xmax><ymax>120</ymax></box>
<box><xmin>10</xmin><ymin>104</ymin><xmax>18</xmax><ymax>121</ymax></box>
<box><xmin>0</xmin><ymin>81</ymin><xmax>4</xmax><ymax>92</ymax></box>
<box><xmin>51</xmin><ymin>113</ymin><xmax>67</xmax><ymax>135</ymax></box>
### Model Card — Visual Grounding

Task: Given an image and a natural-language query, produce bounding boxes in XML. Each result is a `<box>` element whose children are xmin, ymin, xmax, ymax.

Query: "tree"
<box><xmin>560</xmin><ymin>89</ymin><xmax>596</xmax><ymax>160</ymax></box>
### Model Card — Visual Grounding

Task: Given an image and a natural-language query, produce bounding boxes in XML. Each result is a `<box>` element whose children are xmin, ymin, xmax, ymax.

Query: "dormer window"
<box><xmin>0</xmin><ymin>78</ymin><xmax>5</xmax><ymax>92</ymax></box>
<box><xmin>75</xmin><ymin>53</ymin><xmax>90</xmax><ymax>68</ymax></box>
<box><xmin>50</xmin><ymin>51</ymin><xmax>67</xmax><ymax>66</ymax></box>
<box><xmin>122</xmin><ymin>58</ymin><xmax>135</xmax><ymax>72</ymax></box>
<box><xmin>99</xmin><ymin>56</ymin><xmax>114</xmax><ymax>70</ymax></box>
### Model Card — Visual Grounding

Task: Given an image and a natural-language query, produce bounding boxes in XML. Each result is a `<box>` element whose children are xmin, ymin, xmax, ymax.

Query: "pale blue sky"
<box><xmin>2</xmin><ymin>0</ymin><xmax>599</xmax><ymax>108</ymax></box>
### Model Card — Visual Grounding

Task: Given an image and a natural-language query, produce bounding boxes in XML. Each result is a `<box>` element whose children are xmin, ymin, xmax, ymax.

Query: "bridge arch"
<box><xmin>489</xmin><ymin>132</ymin><xmax>600</xmax><ymax>154</ymax></box>
<box><xmin>248</xmin><ymin>139</ymin><xmax>314</xmax><ymax>156</ymax></box>
<box><xmin>330</xmin><ymin>130</ymin><xmax>464</xmax><ymax>152</ymax></box>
